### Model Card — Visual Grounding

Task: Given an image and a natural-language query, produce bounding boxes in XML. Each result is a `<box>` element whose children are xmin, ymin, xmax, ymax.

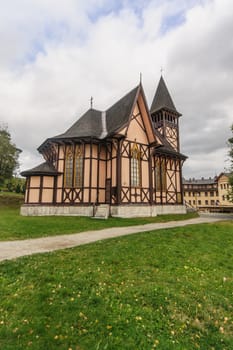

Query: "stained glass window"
<box><xmin>65</xmin><ymin>148</ymin><xmax>73</xmax><ymax>187</ymax></box>
<box><xmin>131</xmin><ymin>143</ymin><xmax>140</xmax><ymax>187</ymax></box>
<box><xmin>155</xmin><ymin>158</ymin><xmax>166</xmax><ymax>191</ymax></box>
<box><xmin>74</xmin><ymin>147</ymin><xmax>83</xmax><ymax>187</ymax></box>
<box><xmin>65</xmin><ymin>146</ymin><xmax>83</xmax><ymax>188</ymax></box>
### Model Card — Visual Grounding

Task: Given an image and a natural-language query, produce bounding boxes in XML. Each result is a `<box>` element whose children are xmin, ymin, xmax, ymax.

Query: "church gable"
<box><xmin>117</xmin><ymin>88</ymin><xmax>156</xmax><ymax>145</ymax></box>
<box><xmin>125</xmin><ymin>103</ymin><xmax>149</xmax><ymax>144</ymax></box>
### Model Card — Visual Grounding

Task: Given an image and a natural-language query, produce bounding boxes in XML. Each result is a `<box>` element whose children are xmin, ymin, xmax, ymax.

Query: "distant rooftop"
<box><xmin>183</xmin><ymin>177</ymin><xmax>216</xmax><ymax>185</ymax></box>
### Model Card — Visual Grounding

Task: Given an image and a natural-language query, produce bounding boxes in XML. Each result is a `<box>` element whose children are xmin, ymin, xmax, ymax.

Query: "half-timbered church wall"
<box><xmin>21</xmin><ymin>76</ymin><xmax>187</xmax><ymax>217</ymax></box>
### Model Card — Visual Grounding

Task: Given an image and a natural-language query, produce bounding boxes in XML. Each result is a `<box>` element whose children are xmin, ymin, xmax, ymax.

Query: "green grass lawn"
<box><xmin>0</xmin><ymin>222</ymin><xmax>233</xmax><ymax>349</ymax></box>
<box><xmin>0</xmin><ymin>193</ymin><xmax>198</xmax><ymax>240</ymax></box>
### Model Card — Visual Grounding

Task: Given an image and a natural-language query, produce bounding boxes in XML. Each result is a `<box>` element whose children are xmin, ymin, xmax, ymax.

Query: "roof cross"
<box><xmin>90</xmin><ymin>96</ymin><xmax>93</xmax><ymax>109</ymax></box>
<box><xmin>160</xmin><ymin>66</ymin><xmax>164</xmax><ymax>75</ymax></box>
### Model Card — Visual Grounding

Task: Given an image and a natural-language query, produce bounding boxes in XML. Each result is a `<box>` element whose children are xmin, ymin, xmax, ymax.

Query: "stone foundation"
<box><xmin>155</xmin><ymin>205</ymin><xmax>187</xmax><ymax>215</ymax></box>
<box><xmin>21</xmin><ymin>204</ymin><xmax>186</xmax><ymax>217</ymax></box>
<box><xmin>20</xmin><ymin>205</ymin><xmax>94</xmax><ymax>217</ymax></box>
<box><xmin>110</xmin><ymin>205</ymin><xmax>157</xmax><ymax>218</ymax></box>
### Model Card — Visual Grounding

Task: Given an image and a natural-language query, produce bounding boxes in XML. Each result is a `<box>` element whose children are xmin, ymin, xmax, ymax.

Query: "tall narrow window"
<box><xmin>131</xmin><ymin>143</ymin><xmax>140</xmax><ymax>187</ymax></box>
<box><xmin>65</xmin><ymin>148</ymin><xmax>73</xmax><ymax>187</ymax></box>
<box><xmin>74</xmin><ymin>147</ymin><xmax>83</xmax><ymax>187</ymax></box>
<box><xmin>155</xmin><ymin>158</ymin><xmax>166</xmax><ymax>191</ymax></box>
<box><xmin>155</xmin><ymin>165</ymin><xmax>161</xmax><ymax>191</ymax></box>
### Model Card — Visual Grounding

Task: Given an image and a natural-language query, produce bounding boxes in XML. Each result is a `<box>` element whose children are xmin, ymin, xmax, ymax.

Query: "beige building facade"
<box><xmin>21</xmin><ymin>77</ymin><xmax>187</xmax><ymax>217</ymax></box>
<box><xmin>183</xmin><ymin>173</ymin><xmax>232</xmax><ymax>209</ymax></box>
<box><xmin>216</xmin><ymin>173</ymin><xmax>232</xmax><ymax>206</ymax></box>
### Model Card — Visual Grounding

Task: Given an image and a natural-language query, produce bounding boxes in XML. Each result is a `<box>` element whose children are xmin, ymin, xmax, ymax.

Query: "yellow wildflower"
<box><xmin>135</xmin><ymin>316</ymin><xmax>142</xmax><ymax>321</ymax></box>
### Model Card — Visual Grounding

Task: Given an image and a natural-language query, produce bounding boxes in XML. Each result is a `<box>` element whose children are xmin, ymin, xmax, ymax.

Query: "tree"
<box><xmin>5</xmin><ymin>177</ymin><xmax>25</xmax><ymax>194</ymax></box>
<box><xmin>0</xmin><ymin>125</ymin><xmax>21</xmax><ymax>186</ymax></box>
<box><xmin>228</xmin><ymin>124</ymin><xmax>233</xmax><ymax>202</ymax></box>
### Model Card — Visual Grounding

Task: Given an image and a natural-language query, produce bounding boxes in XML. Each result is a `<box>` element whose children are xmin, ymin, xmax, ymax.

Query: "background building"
<box><xmin>183</xmin><ymin>173</ymin><xmax>232</xmax><ymax>209</ymax></box>
<box><xmin>216</xmin><ymin>173</ymin><xmax>232</xmax><ymax>205</ymax></box>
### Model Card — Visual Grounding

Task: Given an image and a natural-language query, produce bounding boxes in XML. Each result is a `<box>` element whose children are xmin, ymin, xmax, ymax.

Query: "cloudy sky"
<box><xmin>0</xmin><ymin>0</ymin><xmax>232</xmax><ymax>179</ymax></box>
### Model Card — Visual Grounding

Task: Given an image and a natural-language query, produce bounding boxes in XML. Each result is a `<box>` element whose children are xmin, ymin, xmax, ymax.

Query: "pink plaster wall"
<box><xmin>57</xmin><ymin>175</ymin><xmax>63</xmax><ymax>188</ymax></box>
<box><xmin>30</xmin><ymin>176</ymin><xmax>40</xmax><ymax>187</ymax></box>
<box><xmin>84</xmin><ymin>159</ymin><xmax>90</xmax><ymax>187</ymax></box>
<box><xmin>42</xmin><ymin>189</ymin><xmax>53</xmax><ymax>203</ymax></box>
<box><xmin>56</xmin><ymin>189</ymin><xmax>62</xmax><ymax>203</ymax></box>
<box><xmin>121</xmin><ymin>157</ymin><xmax>129</xmax><ymax>186</ymax></box>
<box><xmin>99</xmin><ymin>161</ymin><xmax>106</xmax><ymax>187</ymax></box>
<box><xmin>141</xmin><ymin>161</ymin><xmax>149</xmax><ymax>187</ymax></box>
<box><xmin>98</xmin><ymin>189</ymin><xmax>105</xmax><ymax>202</ymax></box>
<box><xmin>92</xmin><ymin>159</ymin><xmax>98</xmax><ymax>187</ymax></box>
<box><xmin>137</xmin><ymin>95</ymin><xmax>155</xmax><ymax>144</ymax></box>
<box><xmin>43</xmin><ymin>176</ymin><xmax>54</xmax><ymax>187</ymax></box>
<box><xmin>111</xmin><ymin>158</ymin><xmax>116</xmax><ymax>186</ymax></box>
<box><xmin>127</xmin><ymin>116</ymin><xmax>148</xmax><ymax>144</ymax></box>
<box><xmin>85</xmin><ymin>144</ymin><xmax>90</xmax><ymax>157</ymax></box>
<box><xmin>29</xmin><ymin>189</ymin><xmax>40</xmax><ymax>203</ymax></box>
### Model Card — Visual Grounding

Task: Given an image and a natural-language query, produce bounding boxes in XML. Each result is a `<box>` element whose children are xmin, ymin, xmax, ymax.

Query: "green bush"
<box><xmin>4</xmin><ymin>177</ymin><xmax>25</xmax><ymax>194</ymax></box>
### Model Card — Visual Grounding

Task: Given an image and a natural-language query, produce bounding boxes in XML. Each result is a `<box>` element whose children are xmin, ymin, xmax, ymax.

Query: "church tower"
<box><xmin>150</xmin><ymin>76</ymin><xmax>181</xmax><ymax>151</ymax></box>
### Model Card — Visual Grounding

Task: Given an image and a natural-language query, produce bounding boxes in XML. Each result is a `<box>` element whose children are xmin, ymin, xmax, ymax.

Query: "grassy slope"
<box><xmin>0</xmin><ymin>222</ymin><xmax>233</xmax><ymax>349</ymax></box>
<box><xmin>0</xmin><ymin>193</ymin><xmax>198</xmax><ymax>240</ymax></box>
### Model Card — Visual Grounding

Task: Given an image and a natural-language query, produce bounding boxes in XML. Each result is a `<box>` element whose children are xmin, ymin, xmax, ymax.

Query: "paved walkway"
<box><xmin>0</xmin><ymin>216</ymin><xmax>226</xmax><ymax>262</ymax></box>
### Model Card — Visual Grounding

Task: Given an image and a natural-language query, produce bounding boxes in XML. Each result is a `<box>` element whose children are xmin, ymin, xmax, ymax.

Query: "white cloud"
<box><xmin>0</xmin><ymin>0</ymin><xmax>232</xmax><ymax>179</ymax></box>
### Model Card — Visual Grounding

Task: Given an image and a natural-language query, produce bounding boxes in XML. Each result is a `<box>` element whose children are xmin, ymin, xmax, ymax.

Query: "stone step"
<box><xmin>94</xmin><ymin>205</ymin><xmax>110</xmax><ymax>219</ymax></box>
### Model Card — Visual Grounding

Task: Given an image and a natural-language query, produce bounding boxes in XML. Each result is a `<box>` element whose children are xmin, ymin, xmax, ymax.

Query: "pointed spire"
<box><xmin>150</xmin><ymin>76</ymin><xmax>177</xmax><ymax>114</ymax></box>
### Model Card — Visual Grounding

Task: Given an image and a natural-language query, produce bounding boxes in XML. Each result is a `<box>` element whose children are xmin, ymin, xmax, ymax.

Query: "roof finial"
<box><xmin>160</xmin><ymin>66</ymin><xmax>164</xmax><ymax>76</ymax></box>
<box><xmin>90</xmin><ymin>96</ymin><xmax>93</xmax><ymax>109</ymax></box>
<box><xmin>139</xmin><ymin>72</ymin><xmax>142</xmax><ymax>85</ymax></box>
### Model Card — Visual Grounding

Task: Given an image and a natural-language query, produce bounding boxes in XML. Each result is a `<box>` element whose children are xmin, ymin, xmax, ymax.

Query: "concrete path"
<box><xmin>0</xmin><ymin>216</ymin><xmax>227</xmax><ymax>262</ymax></box>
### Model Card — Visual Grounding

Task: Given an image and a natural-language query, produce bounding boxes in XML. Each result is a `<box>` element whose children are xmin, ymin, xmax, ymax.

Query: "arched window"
<box><xmin>74</xmin><ymin>147</ymin><xmax>83</xmax><ymax>187</ymax></box>
<box><xmin>64</xmin><ymin>146</ymin><xmax>83</xmax><ymax>188</ymax></box>
<box><xmin>131</xmin><ymin>143</ymin><xmax>140</xmax><ymax>187</ymax></box>
<box><xmin>65</xmin><ymin>148</ymin><xmax>73</xmax><ymax>187</ymax></box>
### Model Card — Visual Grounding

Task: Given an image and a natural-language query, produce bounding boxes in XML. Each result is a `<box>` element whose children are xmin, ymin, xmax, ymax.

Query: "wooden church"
<box><xmin>21</xmin><ymin>76</ymin><xmax>187</xmax><ymax>217</ymax></box>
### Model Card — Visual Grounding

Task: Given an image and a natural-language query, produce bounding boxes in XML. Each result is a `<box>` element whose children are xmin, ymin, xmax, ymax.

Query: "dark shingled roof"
<box><xmin>52</xmin><ymin>108</ymin><xmax>102</xmax><ymax>140</ymax></box>
<box><xmin>38</xmin><ymin>86</ymin><xmax>140</xmax><ymax>152</ymax></box>
<box><xmin>106</xmin><ymin>85</ymin><xmax>139</xmax><ymax>135</ymax></box>
<box><xmin>37</xmin><ymin>81</ymin><xmax>186</xmax><ymax>161</ymax></box>
<box><xmin>21</xmin><ymin>162</ymin><xmax>60</xmax><ymax>176</ymax></box>
<box><xmin>153</xmin><ymin>145</ymin><xmax>187</xmax><ymax>160</ymax></box>
<box><xmin>150</xmin><ymin>76</ymin><xmax>178</xmax><ymax>114</ymax></box>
